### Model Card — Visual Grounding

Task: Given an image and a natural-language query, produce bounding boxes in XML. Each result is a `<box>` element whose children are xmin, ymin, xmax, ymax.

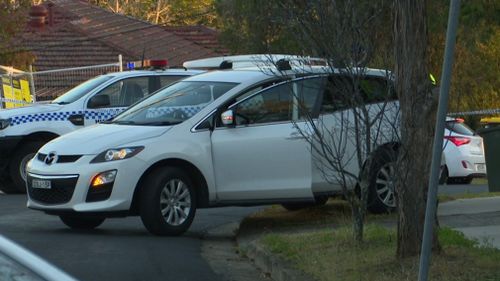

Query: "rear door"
<box><xmin>210</xmin><ymin>77</ymin><xmax>324</xmax><ymax>201</ymax></box>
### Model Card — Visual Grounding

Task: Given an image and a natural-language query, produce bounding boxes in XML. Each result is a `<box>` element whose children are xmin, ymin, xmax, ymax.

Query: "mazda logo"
<box><xmin>44</xmin><ymin>152</ymin><xmax>58</xmax><ymax>165</ymax></box>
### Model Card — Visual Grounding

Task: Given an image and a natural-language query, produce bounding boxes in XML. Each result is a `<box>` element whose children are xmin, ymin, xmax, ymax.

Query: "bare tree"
<box><xmin>269</xmin><ymin>0</ymin><xmax>398</xmax><ymax>243</ymax></box>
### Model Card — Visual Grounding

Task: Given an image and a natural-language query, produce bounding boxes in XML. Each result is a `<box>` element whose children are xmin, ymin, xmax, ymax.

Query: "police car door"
<box><xmin>84</xmin><ymin>76</ymin><xmax>149</xmax><ymax>125</ymax></box>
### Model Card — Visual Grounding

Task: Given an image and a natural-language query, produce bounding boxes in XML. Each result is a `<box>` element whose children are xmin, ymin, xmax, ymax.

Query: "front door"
<box><xmin>211</xmin><ymin>77</ymin><xmax>324</xmax><ymax>201</ymax></box>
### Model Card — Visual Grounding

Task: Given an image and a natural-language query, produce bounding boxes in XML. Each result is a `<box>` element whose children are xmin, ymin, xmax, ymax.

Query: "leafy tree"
<box><xmin>89</xmin><ymin>0</ymin><xmax>216</xmax><ymax>26</ymax></box>
<box><xmin>0</xmin><ymin>0</ymin><xmax>33</xmax><ymax>69</ymax></box>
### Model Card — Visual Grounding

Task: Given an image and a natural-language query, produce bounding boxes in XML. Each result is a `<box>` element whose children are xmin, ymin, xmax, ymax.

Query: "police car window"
<box><xmin>160</xmin><ymin>76</ymin><xmax>185</xmax><ymax>88</ymax></box>
<box><xmin>89</xmin><ymin>77</ymin><xmax>149</xmax><ymax>108</ymax></box>
<box><xmin>52</xmin><ymin>75</ymin><xmax>112</xmax><ymax>105</ymax></box>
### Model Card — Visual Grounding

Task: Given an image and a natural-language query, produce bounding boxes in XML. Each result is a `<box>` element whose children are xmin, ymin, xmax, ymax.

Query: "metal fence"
<box><xmin>0</xmin><ymin>55</ymin><xmax>122</xmax><ymax>109</ymax></box>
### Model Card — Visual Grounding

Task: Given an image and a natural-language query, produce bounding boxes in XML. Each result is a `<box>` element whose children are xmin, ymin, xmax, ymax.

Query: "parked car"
<box><xmin>0</xmin><ymin>235</ymin><xmax>77</xmax><ymax>281</ymax></box>
<box><xmin>0</xmin><ymin>65</ymin><xmax>203</xmax><ymax>193</ymax></box>
<box><xmin>441</xmin><ymin>117</ymin><xmax>486</xmax><ymax>184</ymax></box>
<box><xmin>26</xmin><ymin>55</ymin><xmax>399</xmax><ymax>235</ymax></box>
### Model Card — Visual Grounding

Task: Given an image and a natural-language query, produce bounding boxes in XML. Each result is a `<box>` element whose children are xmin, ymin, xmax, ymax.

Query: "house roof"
<box><xmin>20</xmin><ymin>0</ymin><xmax>227</xmax><ymax>71</ymax></box>
<box><xmin>9</xmin><ymin>0</ymin><xmax>229</xmax><ymax>100</ymax></box>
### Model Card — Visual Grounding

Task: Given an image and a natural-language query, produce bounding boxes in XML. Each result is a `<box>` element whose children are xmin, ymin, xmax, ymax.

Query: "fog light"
<box><xmin>91</xmin><ymin>170</ymin><xmax>117</xmax><ymax>187</ymax></box>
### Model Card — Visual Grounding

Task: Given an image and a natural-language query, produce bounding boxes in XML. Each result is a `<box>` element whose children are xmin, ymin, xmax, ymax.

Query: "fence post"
<box><xmin>29</xmin><ymin>65</ymin><xmax>36</xmax><ymax>102</ymax></box>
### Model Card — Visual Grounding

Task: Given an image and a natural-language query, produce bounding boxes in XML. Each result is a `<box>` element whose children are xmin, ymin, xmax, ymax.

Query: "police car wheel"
<box><xmin>139</xmin><ymin>167</ymin><xmax>197</xmax><ymax>236</ymax></box>
<box><xmin>8</xmin><ymin>141</ymin><xmax>45</xmax><ymax>193</ymax></box>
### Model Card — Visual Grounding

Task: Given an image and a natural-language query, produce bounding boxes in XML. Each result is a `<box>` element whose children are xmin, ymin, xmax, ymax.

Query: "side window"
<box><xmin>232</xmin><ymin>77</ymin><xmax>324</xmax><ymax>125</ymax></box>
<box><xmin>89</xmin><ymin>77</ymin><xmax>149</xmax><ymax>108</ymax></box>
<box><xmin>320</xmin><ymin>76</ymin><xmax>395</xmax><ymax>113</ymax></box>
<box><xmin>360</xmin><ymin>77</ymin><xmax>395</xmax><ymax>103</ymax></box>
<box><xmin>321</xmin><ymin>76</ymin><xmax>353</xmax><ymax>113</ymax></box>
<box><xmin>235</xmin><ymin>83</ymin><xmax>292</xmax><ymax>125</ymax></box>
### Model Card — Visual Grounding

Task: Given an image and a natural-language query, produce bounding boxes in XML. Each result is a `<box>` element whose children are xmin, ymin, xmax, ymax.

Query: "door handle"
<box><xmin>68</xmin><ymin>114</ymin><xmax>84</xmax><ymax>126</ymax></box>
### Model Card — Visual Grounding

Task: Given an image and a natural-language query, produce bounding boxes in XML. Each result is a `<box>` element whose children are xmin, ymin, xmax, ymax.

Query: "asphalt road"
<box><xmin>0</xmin><ymin>194</ymin><xmax>261</xmax><ymax>281</ymax></box>
<box><xmin>0</xmin><ymin>184</ymin><xmax>490</xmax><ymax>281</ymax></box>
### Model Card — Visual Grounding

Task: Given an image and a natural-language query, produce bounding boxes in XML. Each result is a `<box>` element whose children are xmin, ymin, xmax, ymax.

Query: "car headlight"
<box><xmin>0</xmin><ymin>119</ymin><xmax>11</xmax><ymax>130</ymax></box>
<box><xmin>90</xmin><ymin>146</ymin><xmax>144</xmax><ymax>163</ymax></box>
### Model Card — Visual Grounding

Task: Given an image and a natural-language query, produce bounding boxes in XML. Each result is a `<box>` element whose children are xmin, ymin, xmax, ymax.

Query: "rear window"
<box><xmin>445</xmin><ymin>121</ymin><xmax>474</xmax><ymax>136</ymax></box>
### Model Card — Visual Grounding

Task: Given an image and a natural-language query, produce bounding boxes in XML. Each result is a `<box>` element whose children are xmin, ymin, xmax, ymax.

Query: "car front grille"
<box><xmin>36</xmin><ymin>153</ymin><xmax>82</xmax><ymax>163</ymax></box>
<box><xmin>27</xmin><ymin>174</ymin><xmax>79</xmax><ymax>205</ymax></box>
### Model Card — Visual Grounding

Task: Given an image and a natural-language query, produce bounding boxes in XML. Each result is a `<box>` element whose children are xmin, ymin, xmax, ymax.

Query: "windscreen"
<box><xmin>112</xmin><ymin>81</ymin><xmax>238</xmax><ymax>126</ymax></box>
<box><xmin>51</xmin><ymin>75</ymin><xmax>113</xmax><ymax>104</ymax></box>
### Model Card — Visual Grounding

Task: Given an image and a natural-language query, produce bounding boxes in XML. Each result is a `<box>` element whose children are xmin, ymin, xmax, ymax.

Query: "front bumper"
<box><xmin>26</xmin><ymin>154</ymin><xmax>146</xmax><ymax>215</ymax></box>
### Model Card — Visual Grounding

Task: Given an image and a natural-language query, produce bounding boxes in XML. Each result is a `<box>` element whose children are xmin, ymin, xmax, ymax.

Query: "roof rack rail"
<box><xmin>183</xmin><ymin>54</ymin><xmax>326</xmax><ymax>70</ymax></box>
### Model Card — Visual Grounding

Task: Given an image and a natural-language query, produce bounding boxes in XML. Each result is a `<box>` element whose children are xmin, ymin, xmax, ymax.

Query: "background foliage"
<box><xmin>1</xmin><ymin>0</ymin><xmax>498</xmax><ymax>113</ymax></box>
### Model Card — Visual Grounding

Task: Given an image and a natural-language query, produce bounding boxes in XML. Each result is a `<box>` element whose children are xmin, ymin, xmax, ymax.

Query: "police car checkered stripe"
<box><xmin>146</xmin><ymin>106</ymin><xmax>205</xmax><ymax>118</ymax></box>
<box><xmin>9</xmin><ymin>108</ymin><xmax>127</xmax><ymax>126</ymax></box>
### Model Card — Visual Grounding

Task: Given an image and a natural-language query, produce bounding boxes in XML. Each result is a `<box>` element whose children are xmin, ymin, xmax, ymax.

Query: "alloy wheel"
<box><xmin>159</xmin><ymin>179</ymin><xmax>192</xmax><ymax>226</ymax></box>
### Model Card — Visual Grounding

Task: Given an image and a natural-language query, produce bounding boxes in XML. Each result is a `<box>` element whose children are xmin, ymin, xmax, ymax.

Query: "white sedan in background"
<box><xmin>441</xmin><ymin>118</ymin><xmax>486</xmax><ymax>184</ymax></box>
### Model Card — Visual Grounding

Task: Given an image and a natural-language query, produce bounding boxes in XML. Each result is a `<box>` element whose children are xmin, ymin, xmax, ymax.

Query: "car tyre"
<box><xmin>281</xmin><ymin>196</ymin><xmax>328</xmax><ymax>211</ymax></box>
<box><xmin>439</xmin><ymin>166</ymin><xmax>449</xmax><ymax>185</ymax></box>
<box><xmin>7</xmin><ymin>141</ymin><xmax>45</xmax><ymax>194</ymax></box>
<box><xmin>59</xmin><ymin>216</ymin><xmax>105</xmax><ymax>229</ymax></box>
<box><xmin>139</xmin><ymin>167</ymin><xmax>197</xmax><ymax>236</ymax></box>
<box><xmin>366</xmin><ymin>147</ymin><xmax>398</xmax><ymax>214</ymax></box>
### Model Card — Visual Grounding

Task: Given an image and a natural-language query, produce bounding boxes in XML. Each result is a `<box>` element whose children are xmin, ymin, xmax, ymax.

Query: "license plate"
<box><xmin>476</xmin><ymin>164</ymin><xmax>486</xmax><ymax>171</ymax></box>
<box><xmin>32</xmin><ymin>179</ymin><xmax>51</xmax><ymax>189</ymax></box>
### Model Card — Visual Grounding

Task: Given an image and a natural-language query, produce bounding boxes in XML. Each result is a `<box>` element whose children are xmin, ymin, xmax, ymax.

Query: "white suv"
<box><xmin>0</xmin><ymin>68</ymin><xmax>201</xmax><ymax>193</ymax></box>
<box><xmin>26</xmin><ymin>56</ymin><xmax>399</xmax><ymax>235</ymax></box>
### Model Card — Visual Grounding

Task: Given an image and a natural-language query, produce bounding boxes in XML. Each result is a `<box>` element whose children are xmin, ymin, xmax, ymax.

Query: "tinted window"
<box><xmin>320</xmin><ymin>76</ymin><xmax>395</xmax><ymax>113</ymax></box>
<box><xmin>233</xmin><ymin>77</ymin><xmax>323</xmax><ymax>125</ymax></box>
<box><xmin>89</xmin><ymin>77</ymin><xmax>149</xmax><ymax>108</ymax></box>
<box><xmin>446</xmin><ymin>121</ymin><xmax>474</xmax><ymax>136</ymax></box>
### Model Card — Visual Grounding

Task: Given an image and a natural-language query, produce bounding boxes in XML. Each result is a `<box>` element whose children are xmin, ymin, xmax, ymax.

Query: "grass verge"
<box><xmin>438</xmin><ymin>192</ymin><xmax>500</xmax><ymax>203</ymax></box>
<box><xmin>260</xmin><ymin>225</ymin><xmax>500</xmax><ymax>281</ymax></box>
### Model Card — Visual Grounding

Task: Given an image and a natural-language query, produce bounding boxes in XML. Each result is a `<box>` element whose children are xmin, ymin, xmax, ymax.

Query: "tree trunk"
<box><xmin>393</xmin><ymin>0</ymin><xmax>441</xmax><ymax>258</ymax></box>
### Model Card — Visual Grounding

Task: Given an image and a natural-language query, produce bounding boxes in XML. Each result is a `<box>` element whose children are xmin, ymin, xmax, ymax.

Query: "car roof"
<box><xmin>183</xmin><ymin>66</ymin><xmax>391</xmax><ymax>85</ymax></box>
<box><xmin>103</xmin><ymin>69</ymin><xmax>204</xmax><ymax>78</ymax></box>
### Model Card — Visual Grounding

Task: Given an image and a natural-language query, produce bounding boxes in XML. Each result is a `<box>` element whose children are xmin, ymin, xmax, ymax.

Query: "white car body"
<box><xmin>0</xmin><ymin>69</ymin><xmax>201</xmax><ymax>193</ymax></box>
<box><xmin>26</xmin><ymin>57</ymin><xmax>400</xmax><ymax>234</ymax></box>
<box><xmin>443</xmin><ymin>118</ymin><xmax>486</xmax><ymax>183</ymax></box>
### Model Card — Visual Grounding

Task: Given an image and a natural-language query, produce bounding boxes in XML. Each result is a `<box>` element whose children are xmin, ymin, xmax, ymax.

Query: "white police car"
<box><xmin>26</xmin><ymin>55</ymin><xmax>399</xmax><ymax>235</ymax></box>
<box><xmin>0</xmin><ymin>65</ymin><xmax>202</xmax><ymax>193</ymax></box>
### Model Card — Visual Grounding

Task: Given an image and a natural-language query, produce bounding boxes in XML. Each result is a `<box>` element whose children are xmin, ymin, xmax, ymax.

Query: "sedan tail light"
<box><xmin>444</xmin><ymin>136</ymin><xmax>471</xmax><ymax>146</ymax></box>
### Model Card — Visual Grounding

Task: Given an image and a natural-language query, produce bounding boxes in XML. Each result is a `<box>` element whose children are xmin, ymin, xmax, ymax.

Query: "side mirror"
<box><xmin>88</xmin><ymin>95</ymin><xmax>111</xmax><ymax>108</ymax></box>
<box><xmin>221</xmin><ymin>110</ymin><xmax>234</xmax><ymax>126</ymax></box>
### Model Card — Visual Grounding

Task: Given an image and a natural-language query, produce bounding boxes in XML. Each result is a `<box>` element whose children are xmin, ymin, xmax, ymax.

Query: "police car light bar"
<box><xmin>182</xmin><ymin>54</ymin><xmax>326</xmax><ymax>70</ymax></box>
<box><xmin>126</xmin><ymin>59</ymin><xmax>168</xmax><ymax>70</ymax></box>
